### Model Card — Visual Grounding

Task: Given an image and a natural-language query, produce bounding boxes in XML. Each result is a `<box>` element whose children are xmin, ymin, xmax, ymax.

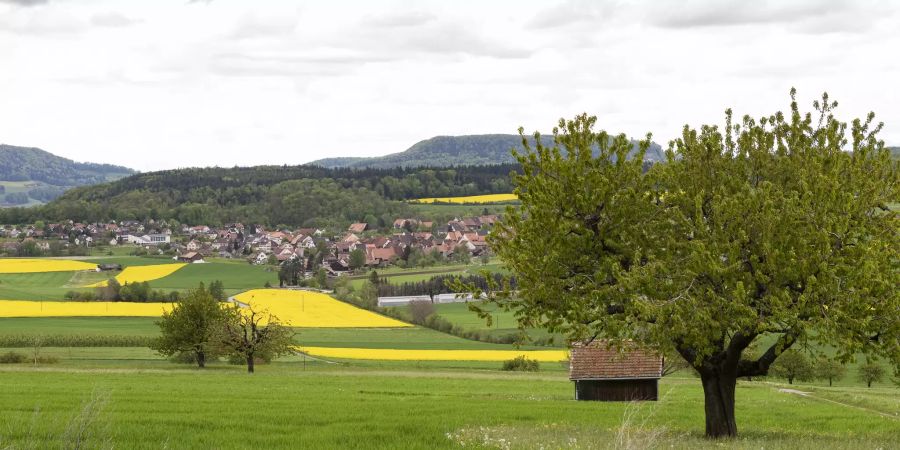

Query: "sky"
<box><xmin>1</xmin><ymin>0</ymin><xmax>898</xmax><ymax>171</ymax></box>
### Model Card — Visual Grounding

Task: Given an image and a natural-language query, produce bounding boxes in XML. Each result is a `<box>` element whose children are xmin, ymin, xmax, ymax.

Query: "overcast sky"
<box><xmin>1</xmin><ymin>0</ymin><xmax>898</xmax><ymax>171</ymax></box>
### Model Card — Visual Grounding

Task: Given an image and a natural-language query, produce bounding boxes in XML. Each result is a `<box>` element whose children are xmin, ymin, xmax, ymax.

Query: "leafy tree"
<box><xmin>770</xmin><ymin>350</ymin><xmax>814</xmax><ymax>384</ymax></box>
<box><xmin>858</xmin><ymin>362</ymin><xmax>885</xmax><ymax>388</ymax></box>
<box><xmin>814</xmin><ymin>358</ymin><xmax>846</xmax><ymax>387</ymax></box>
<box><xmin>216</xmin><ymin>306</ymin><xmax>294</xmax><ymax>373</ymax></box>
<box><xmin>349</xmin><ymin>248</ymin><xmax>366</xmax><ymax>271</ymax></box>
<box><xmin>407</xmin><ymin>300</ymin><xmax>435</xmax><ymax>325</ymax></box>
<box><xmin>466</xmin><ymin>93</ymin><xmax>899</xmax><ymax>438</ymax></box>
<box><xmin>150</xmin><ymin>284</ymin><xmax>225</xmax><ymax>368</ymax></box>
<box><xmin>208</xmin><ymin>280</ymin><xmax>227</xmax><ymax>302</ymax></box>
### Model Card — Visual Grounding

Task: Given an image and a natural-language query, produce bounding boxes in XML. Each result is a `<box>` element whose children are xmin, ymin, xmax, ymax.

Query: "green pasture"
<box><xmin>0</xmin><ymin>365</ymin><xmax>896</xmax><ymax>449</ymax></box>
<box><xmin>409</xmin><ymin>202</ymin><xmax>512</xmax><ymax>221</ymax></box>
<box><xmin>148</xmin><ymin>261</ymin><xmax>277</xmax><ymax>295</ymax></box>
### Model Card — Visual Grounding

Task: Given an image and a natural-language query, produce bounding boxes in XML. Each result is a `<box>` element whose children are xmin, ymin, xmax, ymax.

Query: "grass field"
<box><xmin>149</xmin><ymin>261</ymin><xmax>276</xmax><ymax>294</ymax></box>
<box><xmin>0</xmin><ymin>365</ymin><xmax>896</xmax><ymax>449</ymax></box>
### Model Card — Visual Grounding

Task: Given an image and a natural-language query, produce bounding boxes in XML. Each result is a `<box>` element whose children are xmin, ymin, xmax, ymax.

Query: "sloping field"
<box><xmin>411</xmin><ymin>193</ymin><xmax>518</xmax><ymax>204</ymax></box>
<box><xmin>234</xmin><ymin>289</ymin><xmax>411</xmax><ymax>328</ymax></box>
<box><xmin>0</xmin><ymin>300</ymin><xmax>172</xmax><ymax>318</ymax></box>
<box><xmin>88</xmin><ymin>263</ymin><xmax>186</xmax><ymax>287</ymax></box>
<box><xmin>299</xmin><ymin>346</ymin><xmax>568</xmax><ymax>361</ymax></box>
<box><xmin>0</xmin><ymin>258</ymin><xmax>97</xmax><ymax>274</ymax></box>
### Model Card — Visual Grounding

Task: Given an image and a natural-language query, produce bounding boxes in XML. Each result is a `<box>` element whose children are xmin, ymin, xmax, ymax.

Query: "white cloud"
<box><xmin>0</xmin><ymin>0</ymin><xmax>898</xmax><ymax>172</ymax></box>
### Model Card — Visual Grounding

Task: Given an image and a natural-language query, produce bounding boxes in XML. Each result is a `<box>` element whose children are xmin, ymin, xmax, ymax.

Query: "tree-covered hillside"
<box><xmin>0</xmin><ymin>164</ymin><xmax>518</xmax><ymax>227</ymax></box>
<box><xmin>0</xmin><ymin>145</ymin><xmax>134</xmax><ymax>206</ymax></box>
<box><xmin>310</xmin><ymin>134</ymin><xmax>665</xmax><ymax>169</ymax></box>
<box><xmin>0</xmin><ymin>145</ymin><xmax>133</xmax><ymax>185</ymax></box>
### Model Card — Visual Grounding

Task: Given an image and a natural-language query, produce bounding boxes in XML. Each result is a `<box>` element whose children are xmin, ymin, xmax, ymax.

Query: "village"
<box><xmin>0</xmin><ymin>214</ymin><xmax>498</xmax><ymax>276</ymax></box>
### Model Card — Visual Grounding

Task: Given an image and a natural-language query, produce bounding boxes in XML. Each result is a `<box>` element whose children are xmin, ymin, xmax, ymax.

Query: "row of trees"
<box><xmin>770</xmin><ymin>350</ymin><xmax>886</xmax><ymax>387</ymax></box>
<box><xmin>65</xmin><ymin>279</ymin><xmax>227</xmax><ymax>303</ymax></box>
<box><xmin>376</xmin><ymin>273</ymin><xmax>517</xmax><ymax>298</ymax></box>
<box><xmin>150</xmin><ymin>283</ymin><xmax>294</xmax><ymax>372</ymax></box>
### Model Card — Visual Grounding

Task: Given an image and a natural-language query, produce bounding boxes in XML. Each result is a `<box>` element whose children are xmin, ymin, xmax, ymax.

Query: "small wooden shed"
<box><xmin>569</xmin><ymin>341</ymin><xmax>663</xmax><ymax>401</ymax></box>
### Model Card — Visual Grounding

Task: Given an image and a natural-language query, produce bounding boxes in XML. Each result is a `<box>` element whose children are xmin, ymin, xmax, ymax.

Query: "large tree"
<box><xmin>472</xmin><ymin>92</ymin><xmax>899</xmax><ymax>438</ymax></box>
<box><xmin>150</xmin><ymin>283</ymin><xmax>225</xmax><ymax>368</ymax></box>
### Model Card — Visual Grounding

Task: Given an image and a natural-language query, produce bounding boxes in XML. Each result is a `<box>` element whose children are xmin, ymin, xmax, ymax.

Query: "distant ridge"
<box><xmin>309</xmin><ymin>134</ymin><xmax>666</xmax><ymax>169</ymax></box>
<box><xmin>0</xmin><ymin>144</ymin><xmax>135</xmax><ymax>207</ymax></box>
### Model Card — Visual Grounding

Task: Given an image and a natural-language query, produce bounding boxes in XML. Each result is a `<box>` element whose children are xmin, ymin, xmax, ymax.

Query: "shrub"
<box><xmin>407</xmin><ymin>300</ymin><xmax>435</xmax><ymax>325</ymax></box>
<box><xmin>501</xmin><ymin>356</ymin><xmax>540</xmax><ymax>372</ymax></box>
<box><xmin>35</xmin><ymin>355</ymin><xmax>59</xmax><ymax>364</ymax></box>
<box><xmin>0</xmin><ymin>351</ymin><xmax>27</xmax><ymax>363</ymax></box>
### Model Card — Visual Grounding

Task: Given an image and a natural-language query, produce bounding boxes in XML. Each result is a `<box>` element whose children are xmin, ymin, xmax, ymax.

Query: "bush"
<box><xmin>35</xmin><ymin>355</ymin><xmax>59</xmax><ymax>364</ymax></box>
<box><xmin>407</xmin><ymin>300</ymin><xmax>435</xmax><ymax>325</ymax></box>
<box><xmin>501</xmin><ymin>356</ymin><xmax>540</xmax><ymax>372</ymax></box>
<box><xmin>0</xmin><ymin>351</ymin><xmax>27</xmax><ymax>364</ymax></box>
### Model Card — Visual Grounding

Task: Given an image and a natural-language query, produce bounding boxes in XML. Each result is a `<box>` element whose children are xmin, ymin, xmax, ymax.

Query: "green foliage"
<box><xmin>349</xmin><ymin>248</ymin><xmax>366</xmax><ymax>270</ymax></box>
<box><xmin>150</xmin><ymin>283</ymin><xmax>226</xmax><ymax>368</ymax></box>
<box><xmin>472</xmin><ymin>92</ymin><xmax>899</xmax><ymax>437</ymax></box>
<box><xmin>208</xmin><ymin>280</ymin><xmax>226</xmax><ymax>302</ymax></box>
<box><xmin>770</xmin><ymin>350</ymin><xmax>814</xmax><ymax>384</ymax></box>
<box><xmin>215</xmin><ymin>306</ymin><xmax>294</xmax><ymax>373</ymax></box>
<box><xmin>500</xmin><ymin>356</ymin><xmax>540</xmax><ymax>372</ymax></box>
<box><xmin>0</xmin><ymin>351</ymin><xmax>27</xmax><ymax>363</ymax></box>
<box><xmin>858</xmin><ymin>361</ymin><xmax>885</xmax><ymax>387</ymax></box>
<box><xmin>815</xmin><ymin>358</ymin><xmax>847</xmax><ymax>387</ymax></box>
<box><xmin>0</xmin><ymin>334</ymin><xmax>151</xmax><ymax>347</ymax></box>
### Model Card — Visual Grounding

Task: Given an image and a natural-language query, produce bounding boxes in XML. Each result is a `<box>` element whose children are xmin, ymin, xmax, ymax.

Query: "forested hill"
<box><xmin>890</xmin><ymin>146</ymin><xmax>899</xmax><ymax>160</ymax></box>
<box><xmin>0</xmin><ymin>144</ymin><xmax>135</xmax><ymax>207</ymax></box>
<box><xmin>0</xmin><ymin>145</ymin><xmax>133</xmax><ymax>185</ymax></box>
<box><xmin>0</xmin><ymin>164</ymin><xmax>518</xmax><ymax>228</ymax></box>
<box><xmin>310</xmin><ymin>134</ymin><xmax>665</xmax><ymax>169</ymax></box>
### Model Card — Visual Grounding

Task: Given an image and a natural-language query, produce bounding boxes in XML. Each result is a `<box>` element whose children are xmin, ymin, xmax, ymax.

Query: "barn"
<box><xmin>569</xmin><ymin>341</ymin><xmax>664</xmax><ymax>401</ymax></box>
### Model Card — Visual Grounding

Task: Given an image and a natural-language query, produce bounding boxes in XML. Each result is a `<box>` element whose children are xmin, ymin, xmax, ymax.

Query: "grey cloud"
<box><xmin>527</xmin><ymin>0</ymin><xmax>619</xmax><ymax>29</ymax></box>
<box><xmin>228</xmin><ymin>14</ymin><xmax>297</xmax><ymax>39</ymax></box>
<box><xmin>0</xmin><ymin>0</ymin><xmax>48</xmax><ymax>6</ymax></box>
<box><xmin>208</xmin><ymin>51</ymin><xmax>390</xmax><ymax>78</ymax></box>
<box><xmin>90</xmin><ymin>12</ymin><xmax>140</xmax><ymax>28</ymax></box>
<box><xmin>362</xmin><ymin>11</ymin><xmax>436</xmax><ymax>28</ymax></box>
<box><xmin>649</xmin><ymin>0</ymin><xmax>879</xmax><ymax>31</ymax></box>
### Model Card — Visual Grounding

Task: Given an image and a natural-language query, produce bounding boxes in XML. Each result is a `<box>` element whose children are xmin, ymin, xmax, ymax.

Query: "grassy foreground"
<box><xmin>0</xmin><ymin>365</ymin><xmax>896</xmax><ymax>449</ymax></box>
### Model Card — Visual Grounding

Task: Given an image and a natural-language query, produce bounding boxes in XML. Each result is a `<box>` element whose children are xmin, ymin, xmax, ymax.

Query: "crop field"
<box><xmin>0</xmin><ymin>258</ymin><xmax>97</xmax><ymax>273</ymax></box>
<box><xmin>411</xmin><ymin>193</ymin><xmax>518</xmax><ymax>204</ymax></box>
<box><xmin>89</xmin><ymin>263</ymin><xmax>186</xmax><ymax>287</ymax></box>
<box><xmin>0</xmin><ymin>300</ymin><xmax>173</xmax><ymax>318</ymax></box>
<box><xmin>148</xmin><ymin>261</ymin><xmax>276</xmax><ymax>294</ymax></box>
<box><xmin>234</xmin><ymin>289</ymin><xmax>411</xmax><ymax>328</ymax></box>
<box><xmin>0</xmin><ymin>366</ymin><xmax>897</xmax><ymax>449</ymax></box>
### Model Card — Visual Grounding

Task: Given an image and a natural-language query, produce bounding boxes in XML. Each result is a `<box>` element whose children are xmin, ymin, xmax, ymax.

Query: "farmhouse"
<box><xmin>569</xmin><ymin>341</ymin><xmax>663</xmax><ymax>401</ymax></box>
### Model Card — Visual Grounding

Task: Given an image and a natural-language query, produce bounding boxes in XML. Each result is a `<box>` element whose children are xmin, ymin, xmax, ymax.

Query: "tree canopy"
<box><xmin>472</xmin><ymin>91</ymin><xmax>899</xmax><ymax>438</ymax></box>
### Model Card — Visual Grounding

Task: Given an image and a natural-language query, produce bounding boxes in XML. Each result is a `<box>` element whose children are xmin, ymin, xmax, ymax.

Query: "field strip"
<box><xmin>0</xmin><ymin>258</ymin><xmax>98</xmax><ymax>274</ymax></box>
<box><xmin>411</xmin><ymin>193</ymin><xmax>518</xmax><ymax>204</ymax></box>
<box><xmin>0</xmin><ymin>300</ymin><xmax>173</xmax><ymax>318</ymax></box>
<box><xmin>235</xmin><ymin>289</ymin><xmax>412</xmax><ymax>328</ymax></box>
<box><xmin>778</xmin><ymin>387</ymin><xmax>899</xmax><ymax>420</ymax></box>
<box><xmin>87</xmin><ymin>263</ymin><xmax>187</xmax><ymax>287</ymax></box>
<box><xmin>298</xmin><ymin>346</ymin><xmax>569</xmax><ymax>362</ymax></box>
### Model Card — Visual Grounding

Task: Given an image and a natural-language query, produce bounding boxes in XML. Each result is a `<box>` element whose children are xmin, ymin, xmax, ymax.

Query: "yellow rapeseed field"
<box><xmin>0</xmin><ymin>258</ymin><xmax>97</xmax><ymax>274</ymax></box>
<box><xmin>0</xmin><ymin>300</ymin><xmax>173</xmax><ymax>318</ymax></box>
<box><xmin>411</xmin><ymin>193</ymin><xmax>518</xmax><ymax>204</ymax></box>
<box><xmin>298</xmin><ymin>346</ymin><xmax>569</xmax><ymax>362</ymax></box>
<box><xmin>234</xmin><ymin>289</ymin><xmax>411</xmax><ymax>328</ymax></box>
<box><xmin>89</xmin><ymin>263</ymin><xmax>186</xmax><ymax>287</ymax></box>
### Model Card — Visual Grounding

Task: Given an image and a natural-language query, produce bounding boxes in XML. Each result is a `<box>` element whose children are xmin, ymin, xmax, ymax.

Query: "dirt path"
<box><xmin>778</xmin><ymin>387</ymin><xmax>899</xmax><ymax>421</ymax></box>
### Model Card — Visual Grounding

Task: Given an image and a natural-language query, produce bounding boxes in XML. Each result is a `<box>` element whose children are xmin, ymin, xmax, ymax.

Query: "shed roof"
<box><xmin>569</xmin><ymin>341</ymin><xmax>663</xmax><ymax>380</ymax></box>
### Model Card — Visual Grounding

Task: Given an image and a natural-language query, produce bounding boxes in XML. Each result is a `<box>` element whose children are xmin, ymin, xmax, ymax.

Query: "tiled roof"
<box><xmin>569</xmin><ymin>341</ymin><xmax>663</xmax><ymax>380</ymax></box>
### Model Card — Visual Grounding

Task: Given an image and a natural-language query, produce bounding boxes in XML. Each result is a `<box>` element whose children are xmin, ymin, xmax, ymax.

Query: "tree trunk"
<box><xmin>247</xmin><ymin>354</ymin><xmax>255</xmax><ymax>373</ymax></box>
<box><xmin>828</xmin><ymin>378</ymin><xmax>832</xmax><ymax>387</ymax></box>
<box><xmin>197</xmin><ymin>351</ymin><xmax>206</xmax><ymax>368</ymax></box>
<box><xmin>700</xmin><ymin>372</ymin><xmax>738</xmax><ymax>438</ymax></box>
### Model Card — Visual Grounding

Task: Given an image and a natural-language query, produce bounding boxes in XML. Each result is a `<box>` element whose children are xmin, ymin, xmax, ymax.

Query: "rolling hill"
<box><xmin>309</xmin><ymin>134</ymin><xmax>665</xmax><ymax>169</ymax></box>
<box><xmin>0</xmin><ymin>144</ymin><xmax>134</xmax><ymax>207</ymax></box>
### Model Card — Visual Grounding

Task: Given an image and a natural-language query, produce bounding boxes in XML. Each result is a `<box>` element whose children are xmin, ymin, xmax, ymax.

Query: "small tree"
<box><xmin>349</xmin><ymin>248</ymin><xmax>366</xmax><ymax>271</ymax></box>
<box><xmin>770</xmin><ymin>350</ymin><xmax>814</xmax><ymax>384</ymax></box>
<box><xmin>150</xmin><ymin>284</ymin><xmax>224</xmax><ymax>368</ymax></box>
<box><xmin>208</xmin><ymin>280</ymin><xmax>227</xmax><ymax>302</ymax></box>
<box><xmin>815</xmin><ymin>358</ymin><xmax>846</xmax><ymax>387</ymax></box>
<box><xmin>858</xmin><ymin>362</ymin><xmax>885</xmax><ymax>388</ymax></box>
<box><xmin>407</xmin><ymin>300</ymin><xmax>435</xmax><ymax>325</ymax></box>
<box><xmin>216</xmin><ymin>306</ymin><xmax>294</xmax><ymax>373</ymax></box>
